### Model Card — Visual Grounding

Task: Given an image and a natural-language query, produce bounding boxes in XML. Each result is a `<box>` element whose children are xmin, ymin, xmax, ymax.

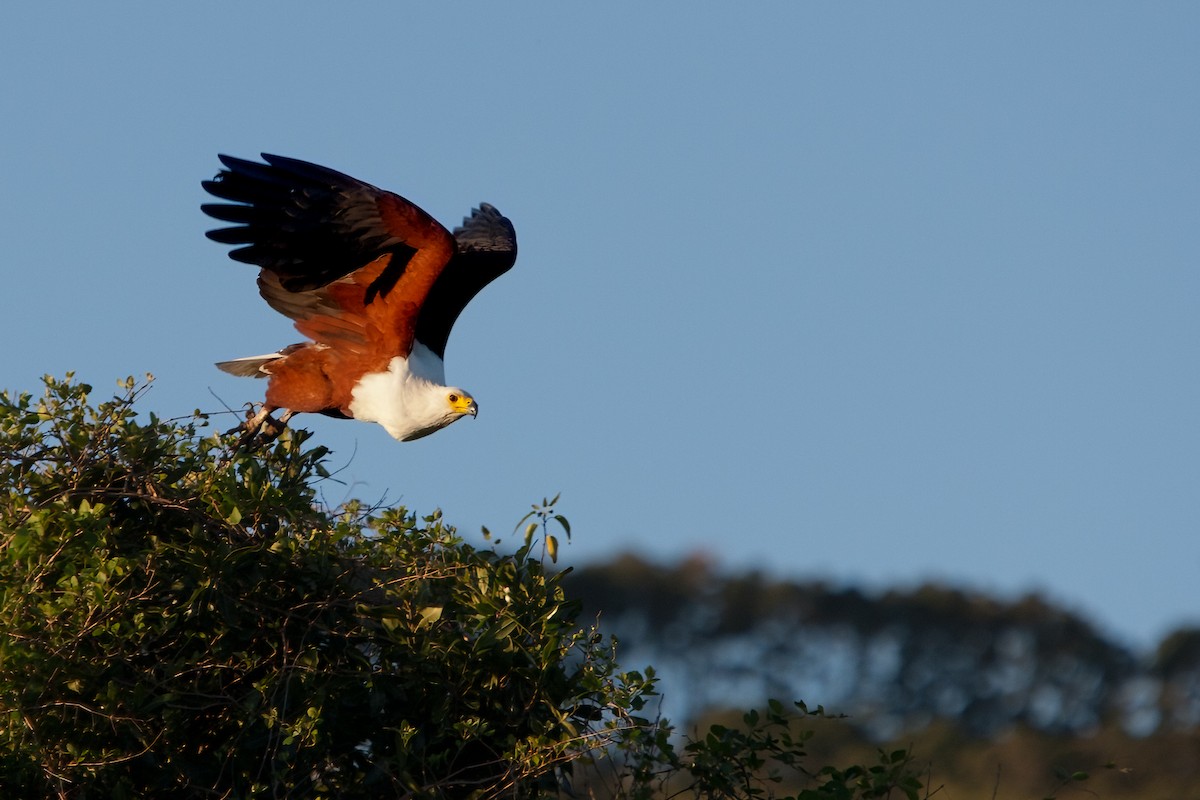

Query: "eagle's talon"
<box><xmin>257</xmin><ymin>411</ymin><xmax>292</xmax><ymax>444</ymax></box>
<box><xmin>223</xmin><ymin>404</ymin><xmax>288</xmax><ymax>450</ymax></box>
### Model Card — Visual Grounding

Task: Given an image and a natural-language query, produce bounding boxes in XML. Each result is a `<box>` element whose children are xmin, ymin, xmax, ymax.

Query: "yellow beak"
<box><xmin>452</xmin><ymin>396</ymin><xmax>478</xmax><ymax>418</ymax></box>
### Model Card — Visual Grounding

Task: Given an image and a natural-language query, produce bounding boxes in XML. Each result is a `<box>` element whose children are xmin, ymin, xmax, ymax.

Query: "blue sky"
<box><xmin>2</xmin><ymin>3</ymin><xmax>1197</xmax><ymax>649</ymax></box>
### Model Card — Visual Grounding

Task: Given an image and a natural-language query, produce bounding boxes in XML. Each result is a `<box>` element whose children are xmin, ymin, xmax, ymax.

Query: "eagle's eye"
<box><xmin>448</xmin><ymin>393</ymin><xmax>459</xmax><ymax>403</ymax></box>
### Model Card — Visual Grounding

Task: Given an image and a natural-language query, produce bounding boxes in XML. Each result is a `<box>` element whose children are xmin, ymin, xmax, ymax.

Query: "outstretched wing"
<box><xmin>201</xmin><ymin>153</ymin><xmax>456</xmax><ymax>361</ymax></box>
<box><xmin>414</xmin><ymin>203</ymin><xmax>518</xmax><ymax>360</ymax></box>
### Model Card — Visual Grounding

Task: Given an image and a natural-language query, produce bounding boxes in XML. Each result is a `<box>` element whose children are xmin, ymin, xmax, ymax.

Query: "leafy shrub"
<box><xmin>0</xmin><ymin>376</ymin><xmax>656</xmax><ymax>798</ymax></box>
<box><xmin>0</xmin><ymin>376</ymin><xmax>925</xmax><ymax>800</ymax></box>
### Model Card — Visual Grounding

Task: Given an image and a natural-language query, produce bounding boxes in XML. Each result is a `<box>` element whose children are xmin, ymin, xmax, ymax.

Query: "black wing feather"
<box><xmin>414</xmin><ymin>203</ymin><xmax>517</xmax><ymax>360</ymax></box>
<box><xmin>201</xmin><ymin>153</ymin><xmax>414</xmax><ymax>291</ymax></box>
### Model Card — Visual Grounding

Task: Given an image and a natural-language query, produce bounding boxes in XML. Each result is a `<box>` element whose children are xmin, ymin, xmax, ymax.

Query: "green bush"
<box><xmin>0</xmin><ymin>376</ymin><xmax>658</xmax><ymax>798</ymax></box>
<box><xmin>0</xmin><ymin>376</ymin><xmax>925</xmax><ymax>800</ymax></box>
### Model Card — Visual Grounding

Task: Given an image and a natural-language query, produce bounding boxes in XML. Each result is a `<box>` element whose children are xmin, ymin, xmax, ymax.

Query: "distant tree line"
<box><xmin>565</xmin><ymin>554</ymin><xmax>1200</xmax><ymax>738</ymax></box>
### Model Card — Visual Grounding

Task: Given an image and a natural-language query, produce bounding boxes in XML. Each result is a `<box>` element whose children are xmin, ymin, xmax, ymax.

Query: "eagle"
<box><xmin>201</xmin><ymin>154</ymin><xmax>517</xmax><ymax>443</ymax></box>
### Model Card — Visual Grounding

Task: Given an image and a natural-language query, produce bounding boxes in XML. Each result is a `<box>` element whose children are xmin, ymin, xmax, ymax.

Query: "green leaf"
<box><xmin>553</xmin><ymin>514</ymin><xmax>571</xmax><ymax>539</ymax></box>
<box><xmin>418</xmin><ymin>606</ymin><xmax>443</xmax><ymax>628</ymax></box>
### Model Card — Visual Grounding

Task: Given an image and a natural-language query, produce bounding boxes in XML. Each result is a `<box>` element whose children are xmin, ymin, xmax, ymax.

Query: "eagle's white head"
<box><xmin>348</xmin><ymin>351</ymin><xmax>477</xmax><ymax>442</ymax></box>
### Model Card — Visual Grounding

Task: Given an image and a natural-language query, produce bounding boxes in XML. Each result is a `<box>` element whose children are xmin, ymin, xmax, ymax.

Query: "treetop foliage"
<box><xmin>0</xmin><ymin>376</ymin><xmax>653</xmax><ymax>798</ymax></box>
<box><xmin>0</xmin><ymin>376</ymin><xmax>925</xmax><ymax>799</ymax></box>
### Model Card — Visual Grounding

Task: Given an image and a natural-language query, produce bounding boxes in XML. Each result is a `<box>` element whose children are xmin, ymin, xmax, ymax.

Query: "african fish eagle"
<box><xmin>201</xmin><ymin>154</ymin><xmax>517</xmax><ymax>442</ymax></box>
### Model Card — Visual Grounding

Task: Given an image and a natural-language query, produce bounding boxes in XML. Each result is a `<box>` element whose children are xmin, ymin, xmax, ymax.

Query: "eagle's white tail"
<box><xmin>214</xmin><ymin>353</ymin><xmax>282</xmax><ymax>378</ymax></box>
